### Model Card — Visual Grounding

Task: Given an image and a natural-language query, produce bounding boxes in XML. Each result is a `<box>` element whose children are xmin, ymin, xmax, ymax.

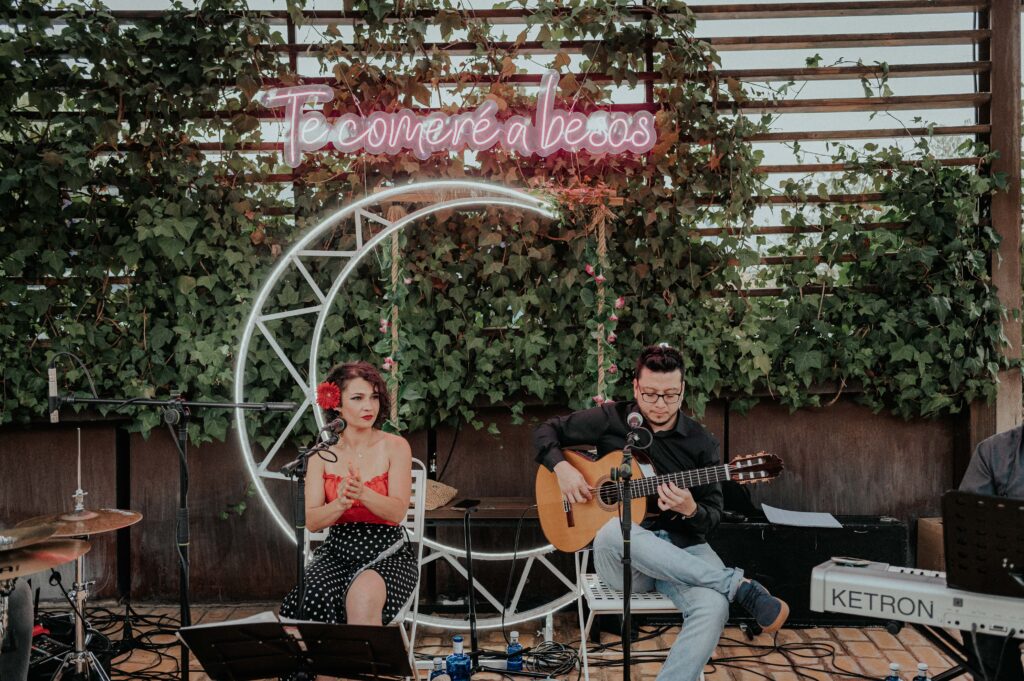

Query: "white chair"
<box><xmin>575</xmin><ymin>550</ymin><xmax>704</xmax><ymax>681</ymax></box>
<box><xmin>305</xmin><ymin>458</ymin><xmax>427</xmax><ymax>676</ymax></box>
<box><xmin>397</xmin><ymin>459</ymin><xmax>427</xmax><ymax>674</ymax></box>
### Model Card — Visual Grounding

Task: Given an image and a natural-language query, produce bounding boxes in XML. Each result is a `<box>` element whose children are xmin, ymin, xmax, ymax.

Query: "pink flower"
<box><xmin>382</xmin><ymin>357</ymin><xmax>396</xmax><ymax>372</ymax></box>
<box><xmin>403</xmin><ymin>276</ymin><xmax>413</xmax><ymax>285</ymax></box>
<box><xmin>614</xmin><ymin>296</ymin><xmax>625</xmax><ymax>309</ymax></box>
<box><xmin>607</xmin><ymin>333</ymin><xmax>617</xmax><ymax>344</ymax></box>
<box><xmin>594</xmin><ymin>274</ymin><xmax>606</xmax><ymax>284</ymax></box>
<box><xmin>608</xmin><ymin>364</ymin><xmax>618</xmax><ymax>374</ymax></box>
<box><xmin>592</xmin><ymin>395</ymin><xmax>605</xmax><ymax>405</ymax></box>
<box><xmin>584</xmin><ymin>263</ymin><xmax>596</xmax><ymax>276</ymax></box>
<box><xmin>609</xmin><ymin>314</ymin><xmax>619</xmax><ymax>322</ymax></box>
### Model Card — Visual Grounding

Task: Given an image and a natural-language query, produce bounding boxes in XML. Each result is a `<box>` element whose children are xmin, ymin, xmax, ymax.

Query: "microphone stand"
<box><xmin>279</xmin><ymin>431</ymin><xmax>338</xmax><ymax>681</ymax></box>
<box><xmin>459</xmin><ymin>502</ymin><xmax>551</xmax><ymax>679</ymax></box>
<box><xmin>613</xmin><ymin>430</ymin><xmax>639</xmax><ymax>681</ymax></box>
<box><xmin>280</xmin><ymin>432</ymin><xmax>338</xmax><ymax>620</ymax></box>
<box><xmin>57</xmin><ymin>392</ymin><xmax>296</xmax><ymax>681</ymax></box>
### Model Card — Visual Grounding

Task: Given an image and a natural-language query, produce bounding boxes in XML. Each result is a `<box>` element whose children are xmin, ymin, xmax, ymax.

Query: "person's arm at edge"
<box><xmin>958</xmin><ymin>439</ymin><xmax>996</xmax><ymax>495</ymax></box>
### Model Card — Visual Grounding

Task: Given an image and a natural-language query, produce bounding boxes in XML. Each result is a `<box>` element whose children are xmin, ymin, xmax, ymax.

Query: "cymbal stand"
<box><xmin>50</xmin><ymin>550</ymin><xmax>108</xmax><ymax>681</ymax></box>
<box><xmin>55</xmin><ymin>388</ymin><xmax>295</xmax><ymax>681</ymax></box>
<box><xmin>50</xmin><ymin>431</ymin><xmax>109</xmax><ymax>680</ymax></box>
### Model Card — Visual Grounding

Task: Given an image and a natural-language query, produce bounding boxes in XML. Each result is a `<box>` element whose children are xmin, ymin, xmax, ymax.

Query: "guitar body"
<box><xmin>536</xmin><ymin>448</ymin><xmax>784</xmax><ymax>553</ymax></box>
<box><xmin>535</xmin><ymin>449</ymin><xmax>647</xmax><ymax>553</ymax></box>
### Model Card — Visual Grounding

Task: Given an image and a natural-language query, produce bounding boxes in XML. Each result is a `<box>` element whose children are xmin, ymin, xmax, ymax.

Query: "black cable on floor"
<box><xmin>56</xmin><ymin>603</ymin><xmax>183</xmax><ymax>681</ymax></box>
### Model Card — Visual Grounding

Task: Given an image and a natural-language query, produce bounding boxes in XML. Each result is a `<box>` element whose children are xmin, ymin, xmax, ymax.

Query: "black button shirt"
<box><xmin>533</xmin><ymin>400</ymin><xmax>723</xmax><ymax>548</ymax></box>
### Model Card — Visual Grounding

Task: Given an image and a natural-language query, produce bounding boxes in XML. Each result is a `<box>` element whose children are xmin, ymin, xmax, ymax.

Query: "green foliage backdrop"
<box><xmin>0</xmin><ymin>0</ymin><xmax>1008</xmax><ymax>446</ymax></box>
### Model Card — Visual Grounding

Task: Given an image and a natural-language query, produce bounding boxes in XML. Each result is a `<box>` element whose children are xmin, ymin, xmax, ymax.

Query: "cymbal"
<box><xmin>0</xmin><ymin>539</ymin><xmax>90</xmax><ymax>579</ymax></box>
<box><xmin>16</xmin><ymin>509</ymin><xmax>142</xmax><ymax>537</ymax></box>
<box><xmin>0</xmin><ymin>524</ymin><xmax>58</xmax><ymax>552</ymax></box>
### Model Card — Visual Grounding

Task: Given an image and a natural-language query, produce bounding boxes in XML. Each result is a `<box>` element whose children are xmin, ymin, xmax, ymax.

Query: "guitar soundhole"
<box><xmin>598</xmin><ymin>482</ymin><xmax>620</xmax><ymax>506</ymax></box>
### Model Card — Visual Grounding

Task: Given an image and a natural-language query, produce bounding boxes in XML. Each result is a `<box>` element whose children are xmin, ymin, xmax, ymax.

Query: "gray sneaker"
<box><xmin>735</xmin><ymin>579</ymin><xmax>789</xmax><ymax>633</ymax></box>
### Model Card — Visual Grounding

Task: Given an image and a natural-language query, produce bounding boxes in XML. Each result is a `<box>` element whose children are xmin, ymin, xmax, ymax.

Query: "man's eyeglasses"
<box><xmin>638</xmin><ymin>391</ymin><xmax>682</xmax><ymax>405</ymax></box>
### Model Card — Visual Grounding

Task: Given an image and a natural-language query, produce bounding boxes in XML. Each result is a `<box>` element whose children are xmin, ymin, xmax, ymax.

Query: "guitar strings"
<box><xmin>584</xmin><ymin>465</ymin><xmax>732</xmax><ymax>499</ymax></box>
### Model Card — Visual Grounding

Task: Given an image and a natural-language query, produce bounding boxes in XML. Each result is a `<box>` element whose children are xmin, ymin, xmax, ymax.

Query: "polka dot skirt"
<box><xmin>280</xmin><ymin>522</ymin><xmax>418</xmax><ymax>626</ymax></box>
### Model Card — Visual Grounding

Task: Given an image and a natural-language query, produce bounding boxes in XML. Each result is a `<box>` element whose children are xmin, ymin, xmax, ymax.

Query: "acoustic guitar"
<box><xmin>535</xmin><ymin>449</ymin><xmax>784</xmax><ymax>552</ymax></box>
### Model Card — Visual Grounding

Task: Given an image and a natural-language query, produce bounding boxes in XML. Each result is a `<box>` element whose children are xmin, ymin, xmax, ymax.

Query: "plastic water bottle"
<box><xmin>446</xmin><ymin>635</ymin><xmax>472</xmax><ymax>681</ymax></box>
<box><xmin>506</xmin><ymin>631</ymin><xmax>524</xmax><ymax>671</ymax></box>
<box><xmin>429</xmin><ymin>657</ymin><xmax>450</xmax><ymax>680</ymax></box>
<box><xmin>884</xmin><ymin>662</ymin><xmax>902</xmax><ymax>681</ymax></box>
<box><xmin>912</xmin><ymin>663</ymin><xmax>929</xmax><ymax>681</ymax></box>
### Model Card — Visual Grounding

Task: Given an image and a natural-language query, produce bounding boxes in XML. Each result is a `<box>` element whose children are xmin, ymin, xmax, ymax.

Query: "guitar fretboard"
<box><xmin>627</xmin><ymin>464</ymin><xmax>731</xmax><ymax>499</ymax></box>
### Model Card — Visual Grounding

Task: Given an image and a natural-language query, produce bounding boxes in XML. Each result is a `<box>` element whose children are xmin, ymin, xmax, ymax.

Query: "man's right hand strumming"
<box><xmin>554</xmin><ymin>461</ymin><xmax>592</xmax><ymax>504</ymax></box>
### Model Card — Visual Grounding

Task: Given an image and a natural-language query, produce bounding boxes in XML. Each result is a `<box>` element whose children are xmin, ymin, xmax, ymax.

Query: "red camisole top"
<box><xmin>324</xmin><ymin>470</ymin><xmax>397</xmax><ymax>526</ymax></box>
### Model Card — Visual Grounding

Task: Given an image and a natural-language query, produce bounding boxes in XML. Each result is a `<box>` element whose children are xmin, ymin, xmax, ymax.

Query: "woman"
<box><xmin>280</xmin><ymin>360</ymin><xmax>418</xmax><ymax>628</ymax></box>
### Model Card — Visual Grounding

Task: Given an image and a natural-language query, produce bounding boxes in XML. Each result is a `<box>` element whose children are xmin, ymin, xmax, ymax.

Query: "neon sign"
<box><xmin>265</xmin><ymin>71</ymin><xmax>657</xmax><ymax>167</ymax></box>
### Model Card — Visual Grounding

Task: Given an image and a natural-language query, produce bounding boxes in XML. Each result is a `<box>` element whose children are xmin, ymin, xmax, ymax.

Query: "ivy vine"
<box><xmin>0</xmin><ymin>0</ymin><xmax>1009</xmax><ymax>453</ymax></box>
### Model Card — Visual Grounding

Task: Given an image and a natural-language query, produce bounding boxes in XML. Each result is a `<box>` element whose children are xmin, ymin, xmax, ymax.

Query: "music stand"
<box><xmin>942</xmin><ymin>490</ymin><xmax>1024</xmax><ymax>598</ymax></box>
<box><xmin>179</xmin><ymin>614</ymin><xmax>412</xmax><ymax>680</ymax></box>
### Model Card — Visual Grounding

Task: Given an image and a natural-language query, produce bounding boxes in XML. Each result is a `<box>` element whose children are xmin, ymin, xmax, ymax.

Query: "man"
<box><xmin>533</xmin><ymin>344</ymin><xmax>787</xmax><ymax>681</ymax></box>
<box><xmin>958</xmin><ymin>423</ymin><xmax>1024</xmax><ymax>681</ymax></box>
<box><xmin>0</xmin><ymin>580</ymin><xmax>33</xmax><ymax>681</ymax></box>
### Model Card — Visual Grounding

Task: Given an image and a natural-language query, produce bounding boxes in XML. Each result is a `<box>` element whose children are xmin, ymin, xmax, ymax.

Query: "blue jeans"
<box><xmin>593</xmin><ymin>519</ymin><xmax>744</xmax><ymax>681</ymax></box>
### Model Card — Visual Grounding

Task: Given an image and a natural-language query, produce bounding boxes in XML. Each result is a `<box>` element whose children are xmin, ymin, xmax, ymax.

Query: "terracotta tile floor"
<box><xmin>50</xmin><ymin>602</ymin><xmax>1019</xmax><ymax>680</ymax></box>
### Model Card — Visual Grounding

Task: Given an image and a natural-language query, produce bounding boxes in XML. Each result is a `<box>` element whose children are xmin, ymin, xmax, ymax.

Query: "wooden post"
<box><xmin>965</xmin><ymin>0</ymin><xmax>1021</xmax><ymax>477</ymax></box>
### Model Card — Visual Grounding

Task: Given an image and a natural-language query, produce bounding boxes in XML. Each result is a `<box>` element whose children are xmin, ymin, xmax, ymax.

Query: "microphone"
<box><xmin>626</xmin><ymin>411</ymin><xmax>653</xmax><ymax>449</ymax></box>
<box><xmin>320</xmin><ymin>417</ymin><xmax>346</xmax><ymax>444</ymax></box>
<box><xmin>48</xmin><ymin>362</ymin><xmax>60</xmax><ymax>424</ymax></box>
<box><xmin>321</xmin><ymin>417</ymin><xmax>346</xmax><ymax>434</ymax></box>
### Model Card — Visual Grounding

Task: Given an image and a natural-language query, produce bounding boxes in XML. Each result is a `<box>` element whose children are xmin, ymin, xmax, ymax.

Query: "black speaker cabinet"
<box><xmin>715</xmin><ymin>514</ymin><xmax>909</xmax><ymax>626</ymax></box>
<box><xmin>634</xmin><ymin>514</ymin><xmax>909</xmax><ymax>629</ymax></box>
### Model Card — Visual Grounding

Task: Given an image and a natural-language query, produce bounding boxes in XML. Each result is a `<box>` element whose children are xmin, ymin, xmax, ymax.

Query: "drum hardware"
<box><xmin>14</xmin><ymin>429</ymin><xmax>142</xmax><ymax>680</ymax></box>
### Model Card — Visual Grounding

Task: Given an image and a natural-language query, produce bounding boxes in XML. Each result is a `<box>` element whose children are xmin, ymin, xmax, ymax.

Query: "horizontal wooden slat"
<box><xmin>221</xmin><ymin>158</ymin><xmax>978</xmax><ymax>184</ymax></box>
<box><xmin>708</xmin><ymin>29</ymin><xmax>989</xmax><ymax>51</ymax></box>
<box><xmin>107</xmin><ymin>126</ymin><xmax>984</xmax><ymax>154</ymax></box>
<box><xmin>766</xmin><ymin>192</ymin><xmax>885</xmax><ymax>204</ymax></box>
<box><xmin>749</xmin><ymin>124</ymin><xmax>989</xmax><ymax>141</ymax></box>
<box><xmin>687</xmin><ymin>0</ymin><xmax>986</xmax><ymax>19</ymax></box>
<box><xmin>252</xmin><ymin>192</ymin><xmax>888</xmax><ymax>214</ymax></box>
<box><xmin>13</xmin><ymin>91</ymin><xmax>986</xmax><ymax>126</ymax></box>
<box><xmin>8</xmin><ymin>61</ymin><xmax>988</xmax><ymax>98</ymax></box>
<box><xmin>697</xmin><ymin>222</ymin><xmax>909</xmax><ymax>236</ymax></box>
<box><xmin>751</xmin><ymin>253</ymin><xmax>878</xmax><ymax>266</ymax></box>
<box><xmin>757</xmin><ymin>157</ymin><xmax>981</xmax><ymax>173</ymax></box>
<box><xmin>230</xmin><ymin>92</ymin><xmax>989</xmax><ymax>119</ymax></box>
<box><xmin>740</xmin><ymin>92</ymin><xmax>987</xmax><ymax>113</ymax></box>
<box><xmin>256</xmin><ymin>61</ymin><xmax>988</xmax><ymax>87</ymax></box>
<box><xmin>12</xmin><ymin>277</ymin><xmax>134</xmax><ymax>287</ymax></box>
<box><xmin>38</xmin><ymin>1</ymin><xmax>986</xmax><ymax>25</ymax></box>
<box><xmin>722</xmin><ymin>61</ymin><xmax>988</xmax><ymax>82</ymax></box>
<box><xmin>708</xmin><ymin>286</ymin><xmax>841</xmax><ymax>297</ymax></box>
<box><xmin>280</xmin><ymin>31</ymin><xmax>989</xmax><ymax>55</ymax></box>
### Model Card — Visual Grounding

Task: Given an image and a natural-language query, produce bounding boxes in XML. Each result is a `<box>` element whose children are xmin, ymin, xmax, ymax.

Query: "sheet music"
<box><xmin>181</xmin><ymin>610</ymin><xmax>321</xmax><ymax>631</ymax></box>
<box><xmin>762</xmin><ymin>504</ymin><xmax>843</xmax><ymax>528</ymax></box>
<box><xmin>180</xmin><ymin>610</ymin><xmax>280</xmax><ymax>630</ymax></box>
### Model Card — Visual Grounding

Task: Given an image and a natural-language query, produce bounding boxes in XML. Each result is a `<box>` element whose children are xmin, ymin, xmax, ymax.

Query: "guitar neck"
<box><xmin>627</xmin><ymin>464</ymin><xmax>730</xmax><ymax>499</ymax></box>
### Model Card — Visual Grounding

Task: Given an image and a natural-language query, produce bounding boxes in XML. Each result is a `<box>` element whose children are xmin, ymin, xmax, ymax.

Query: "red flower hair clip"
<box><xmin>316</xmin><ymin>381</ymin><xmax>340</xmax><ymax>411</ymax></box>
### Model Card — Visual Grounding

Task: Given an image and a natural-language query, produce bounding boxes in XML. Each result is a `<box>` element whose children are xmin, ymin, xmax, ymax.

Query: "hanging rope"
<box><xmin>385</xmin><ymin>204</ymin><xmax>407</xmax><ymax>425</ymax></box>
<box><xmin>592</xmin><ymin>204</ymin><xmax>611</xmax><ymax>401</ymax></box>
